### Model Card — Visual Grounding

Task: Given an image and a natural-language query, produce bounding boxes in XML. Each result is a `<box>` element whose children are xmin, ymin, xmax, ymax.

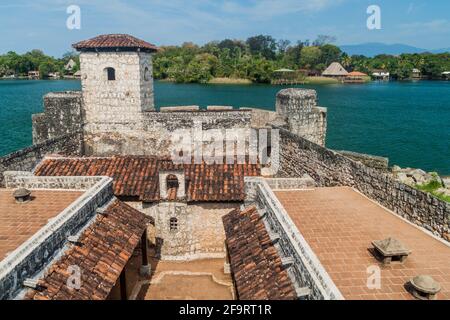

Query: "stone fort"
<box><xmin>0</xmin><ymin>34</ymin><xmax>448</xmax><ymax>301</ymax></box>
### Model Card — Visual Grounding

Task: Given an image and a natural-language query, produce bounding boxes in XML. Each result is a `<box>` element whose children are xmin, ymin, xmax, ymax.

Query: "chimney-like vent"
<box><xmin>23</xmin><ymin>278</ymin><xmax>46</xmax><ymax>291</ymax></box>
<box><xmin>281</xmin><ymin>257</ymin><xmax>295</xmax><ymax>270</ymax></box>
<box><xmin>372</xmin><ymin>237</ymin><xmax>411</xmax><ymax>265</ymax></box>
<box><xmin>67</xmin><ymin>236</ymin><xmax>83</xmax><ymax>246</ymax></box>
<box><xmin>13</xmin><ymin>188</ymin><xmax>32</xmax><ymax>203</ymax></box>
<box><xmin>409</xmin><ymin>275</ymin><xmax>441</xmax><ymax>300</ymax></box>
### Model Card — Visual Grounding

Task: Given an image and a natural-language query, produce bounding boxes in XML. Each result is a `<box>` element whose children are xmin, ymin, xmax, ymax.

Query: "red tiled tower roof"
<box><xmin>73</xmin><ymin>34</ymin><xmax>158</xmax><ymax>52</ymax></box>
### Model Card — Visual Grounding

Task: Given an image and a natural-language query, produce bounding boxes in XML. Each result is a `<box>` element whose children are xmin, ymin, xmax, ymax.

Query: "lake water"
<box><xmin>0</xmin><ymin>80</ymin><xmax>449</xmax><ymax>175</ymax></box>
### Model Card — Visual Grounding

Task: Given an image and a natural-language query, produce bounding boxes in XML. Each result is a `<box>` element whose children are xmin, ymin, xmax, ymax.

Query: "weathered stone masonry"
<box><xmin>277</xmin><ymin>128</ymin><xmax>450</xmax><ymax>241</ymax></box>
<box><xmin>32</xmin><ymin>91</ymin><xmax>83</xmax><ymax>144</ymax></box>
<box><xmin>0</xmin><ymin>133</ymin><xmax>82</xmax><ymax>187</ymax></box>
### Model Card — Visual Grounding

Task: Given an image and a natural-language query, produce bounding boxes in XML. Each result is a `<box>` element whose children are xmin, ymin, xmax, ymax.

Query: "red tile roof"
<box><xmin>347</xmin><ymin>71</ymin><xmax>368</xmax><ymax>77</ymax></box>
<box><xmin>223</xmin><ymin>207</ymin><xmax>297</xmax><ymax>300</ymax></box>
<box><xmin>26</xmin><ymin>200</ymin><xmax>150</xmax><ymax>300</ymax></box>
<box><xmin>73</xmin><ymin>34</ymin><xmax>158</xmax><ymax>52</ymax></box>
<box><xmin>34</xmin><ymin>156</ymin><xmax>261</xmax><ymax>202</ymax></box>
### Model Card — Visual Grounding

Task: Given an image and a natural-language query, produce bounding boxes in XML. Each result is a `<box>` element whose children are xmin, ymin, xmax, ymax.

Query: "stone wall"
<box><xmin>278</xmin><ymin>128</ymin><xmax>450</xmax><ymax>241</ymax></box>
<box><xmin>0</xmin><ymin>176</ymin><xmax>113</xmax><ymax>300</ymax></box>
<box><xmin>4</xmin><ymin>172</ymin><xmax>104</xmax><ymax>190</ymax></box>
<box><xmin>276</xmin><ymin>89</ymin><xmax>327</xmax><ymax>146</ymax></box>
<box><xmin>126</xmin><ymin>201</ymin><xmax>237</xmax><ymax>260</ymax></box>
<box><xmin>336</xmin><ymin>150</ymin><xmax>389</xmax><ymax>171</ymax></box>
<box><xmin>32</xmin><ymin>91</ymin><xmax>83</xmax><ymax>144</ymax></box>
<box><xmin>0</xmin><ymin>133</ymin><xmax>83</xmax><ymax>187</ymax></box>
<box><xmin>83</xmin><ymin>109</ymin><xmax>253</xmax><ymax>156</ymax></box>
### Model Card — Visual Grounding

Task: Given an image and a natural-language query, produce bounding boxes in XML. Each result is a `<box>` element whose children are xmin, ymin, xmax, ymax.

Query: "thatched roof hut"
<box><xmin>322</xmin><ymin>62</ymin><xmax>348</xmax><ymax>77</ymax></box>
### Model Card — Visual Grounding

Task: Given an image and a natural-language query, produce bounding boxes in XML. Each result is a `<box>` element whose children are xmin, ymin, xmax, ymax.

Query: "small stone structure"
<box><xmin>276</xmin><ymin>89</ymin><xmax>327</xmax><ymax>146</ymax></box>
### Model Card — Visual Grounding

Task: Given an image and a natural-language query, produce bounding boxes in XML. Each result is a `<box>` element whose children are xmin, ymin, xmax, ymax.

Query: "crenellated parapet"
<box><xmin>276</xmin><ymin>88</ymin><xmax>327</xmax><ymax>146</ymax></box>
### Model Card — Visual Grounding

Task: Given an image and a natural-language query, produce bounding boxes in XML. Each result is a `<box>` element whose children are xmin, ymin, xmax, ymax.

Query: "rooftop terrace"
<box><xmin>0</xmin><ymin>189</ymin><xmax>83</xmax><ymax>261</ymax></box>
<box><xmin>275</xmin><ymin>187</ymin><xmax>450</xmax><ymax>300</ymax></box>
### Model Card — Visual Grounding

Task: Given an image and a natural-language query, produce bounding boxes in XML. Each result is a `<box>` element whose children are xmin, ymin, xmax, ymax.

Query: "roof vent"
<box><xmin>13</xmin><ymin>188</ymin><xmax>32</xmax><ymax>203</ymax></box>
<box><xmin>23</xmin><ymin>278</ymin><xmax>46</xmax><ymax>291</ymax></box>
<box><xmin>372</xmin><ymin>237</ymin><xmax>411</xmax><ymax>265</ymax></box>
<box><xmin>281</xmin><ymin>257</ymin><xmax>295</xmax><ymax>270</ymax></box>
<box><xmin>409</xmin><ymin>275</ymin><xmax>441</xmax><ymax>300</ymax></box>
<box><xmin>67</xmin><ymin>236</ymin><xmax>83</xmax><ymax>246</ymax></box>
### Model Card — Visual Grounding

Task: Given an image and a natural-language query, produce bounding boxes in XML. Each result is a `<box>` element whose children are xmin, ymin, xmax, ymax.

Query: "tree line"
<box><xmin>0</xmin><ymin>50</ymin><xmax>79</xmax><ymax>78</ymax></box>
<box><xmin>153</xmin><ymin>35</ymin><xmax>450</xmax><ymax>83</ymax></box>
<box><xmin>1</xmin><ymin>35</ymin><xmax>449</xmax><ymax>82</ymax></box>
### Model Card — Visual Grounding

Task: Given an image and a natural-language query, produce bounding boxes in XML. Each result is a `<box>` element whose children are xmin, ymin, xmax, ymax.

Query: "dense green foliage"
<box><xmin>0</xmin><ymin>50</ymin><xmax>79</xmax><ymax>78</ymax></box>
<box><xmin>153</xmin><ymin>35</ymin><xmax>450</xmax><ymax>83</ymax></box>
<box><xmin>1</xmin><ymin>35</ymin><xmax>449</xmax><ymax>83</ymax></box>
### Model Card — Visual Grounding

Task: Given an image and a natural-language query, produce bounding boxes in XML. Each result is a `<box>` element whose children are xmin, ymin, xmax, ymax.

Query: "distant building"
<box><xmin>322</xmin><ymin>62</ymin><xmax>348</xmax><ymax>79</ymax></box>
<box><xmin>372</xmin><ymin>69</ymin><xmax>390</xmax><ymax>80</ymax></box>
<box><xmin>73</xmin><ymin>70</ymin><xmax>81</xmax><ymax>79</ymax></box>
<box><xmin>272</xmin><ymin>68</ymin><xmax>302</xmax><ymax>85</ymax></box>
<box><xmin>298</xmin><ymin>68</ymin><xmax>321</xmax><ymax>77</ymax></box>
<box><xmin>412</xmin><ymin>68</ymin><xmax>421</xmax><ymax>79</ymax></box>
<box><xmin>442</xmin><ymin>71</ymin><xmax>450</xmax><ymax>80</ymax></box>
<box><xmin>28</xmin><ymin>71</ymin><xmax>40</xmax><ymax>79</ymax></box>
<box><xmin>48</xmin><ymin>72</ymin><xmax>60</xmax><ymax>79</ymax></box>
<box><xmin>64</xmin><ymin>59</ymin><xmax>77</xmax><ymax>71</ymax></box>
<box><xmin>344</xmin><ymin>71</ymin><xmax>369</xmax><ymax>83</ymax></box>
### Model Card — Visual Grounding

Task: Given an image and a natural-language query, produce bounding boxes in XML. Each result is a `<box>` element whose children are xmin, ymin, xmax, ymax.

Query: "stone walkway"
<box><xmin>132</xmin><ymin>257</ymin><xmax>234</xmax><ymax>300</ymax></box>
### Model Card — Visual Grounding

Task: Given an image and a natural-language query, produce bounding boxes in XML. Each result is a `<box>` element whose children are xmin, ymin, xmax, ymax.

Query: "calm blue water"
<box><xmin>1</xmin><ymin>80</ymin><xmax>449</xmax><ymax>175</ymax></box>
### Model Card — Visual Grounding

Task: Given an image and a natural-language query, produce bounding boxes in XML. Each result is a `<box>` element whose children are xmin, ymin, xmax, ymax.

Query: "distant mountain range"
<box><xmin>339</xmin><ymin>43</ymin><xmax>450</xmax><ymax>57</ymax></box>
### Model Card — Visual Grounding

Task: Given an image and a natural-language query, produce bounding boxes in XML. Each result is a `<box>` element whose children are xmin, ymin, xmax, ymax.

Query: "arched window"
<box><xmin>104</xmin><ymin>67</ymin><xmax>116</xmax><ymax>81</ymax></box>
<box><xmin>144</xmin><ymin>67</ymin><xmax>151</xmax><ymax>81</ymax></box>
<box><xmin>170</xmin><ymin>217</ymin><xmax>178</xmax><ymax>231</ymax></box>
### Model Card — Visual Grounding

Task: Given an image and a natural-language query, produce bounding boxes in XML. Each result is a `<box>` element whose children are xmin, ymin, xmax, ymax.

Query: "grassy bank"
<box><xmin>304</xmin><ymin>76</ymin><xmax>340</xmax><ymax>85</ymax></box>
<box><xmin>208</xmin><ymin>77</ymin><xmax>253</xmax><ymax>84</ymax></box>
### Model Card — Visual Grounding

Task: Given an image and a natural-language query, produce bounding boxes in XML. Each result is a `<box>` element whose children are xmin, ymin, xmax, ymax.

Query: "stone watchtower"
<box><xmin>276</xmin><ymin>89</ymin><xmax>327</xmax><ymax>146</ymax></box>
<box><xmin>73</xmin><ymin>34</ymin><xmax>158</xmax><ymax>124</ymax></box>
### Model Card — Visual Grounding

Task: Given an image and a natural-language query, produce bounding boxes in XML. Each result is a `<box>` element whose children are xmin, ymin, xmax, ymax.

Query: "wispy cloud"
<box><xmin>399</xmin><ymin>19</ymin><xmax>450</xmax><ymax>34</ymax></box>
<box><xmin>221</xmin><ymin>0</ymin><xmax>343</xmax><ymax>20</ymax></box>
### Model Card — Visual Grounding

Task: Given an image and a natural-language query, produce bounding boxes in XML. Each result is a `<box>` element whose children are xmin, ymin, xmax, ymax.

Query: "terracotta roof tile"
<box><xmin>26</xmin><ymin>200</ymin><xmax>150</xmax><ymax>300</ymax></box>
<box><xmin>34</xmin><ymin>156</ymin><xmax>260</xmax><ymax>202</ymax></box>
<box><xmin>73</xmin><ymin>34</ymin><xmax>158</xmax><ymax>52</ymax></box>
<box><xmin>223</xmin><ymin>206</ymin><xmax>297</xmax><ymax>300</ymax></box>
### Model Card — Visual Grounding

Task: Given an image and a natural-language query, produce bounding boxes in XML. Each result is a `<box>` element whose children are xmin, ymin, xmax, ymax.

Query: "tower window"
<box><xmin>144</xmin><ymin>67</ymin><xmax>151</xmax><ymax>81</ymax></box>
<box><xmin>104</xmin><ymin>67</ymin><xmax>116</xmax><ymax>81</ymax></box>
<box><xmin>170</xmin><ymin>218</ymin><xmax>178</xmax><ymax>231</ymax></box>
<box><xmin>167</xmin><ymin>175</ymin><xmax>179</xmax><ymax>189</ymax></box>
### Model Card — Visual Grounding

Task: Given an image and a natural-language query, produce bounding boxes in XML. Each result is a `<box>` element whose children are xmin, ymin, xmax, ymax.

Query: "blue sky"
<box><xmin>1</xmin><ymin>0</ymin><xmax>449</xmax><ymax>56</ymax></box>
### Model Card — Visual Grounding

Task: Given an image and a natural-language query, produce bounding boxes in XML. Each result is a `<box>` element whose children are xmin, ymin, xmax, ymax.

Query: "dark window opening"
<box><xmin>144</xmin><ymin>67</ymin><xmax>151</xmax><ymax>81</ymax></box>
<box><xmin>170</xmin><ymin>217</ymin><xmax>178</xmax><ymax>231</ymax></box>
<box><xmin>105</xmin><ymin>67</ymin><xmax>116</xmax><ymax>81</ymax></box>
<box><xmin>167</xmin><ymin>175</ymin><xmax>179</xmax><ymax>189</ymax></box>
